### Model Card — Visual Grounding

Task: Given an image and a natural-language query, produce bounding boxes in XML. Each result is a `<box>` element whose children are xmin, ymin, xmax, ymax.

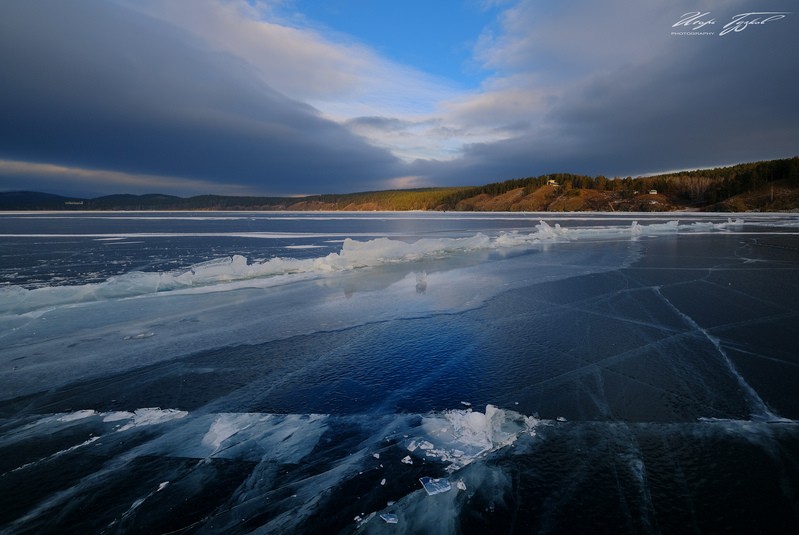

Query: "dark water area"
<box><xmin>1</xmin><ymin>212</ymin><xmax>798</xmax><ymax>533</ymax></box>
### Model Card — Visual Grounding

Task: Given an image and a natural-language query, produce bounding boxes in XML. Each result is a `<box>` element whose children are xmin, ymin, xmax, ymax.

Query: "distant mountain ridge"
<box><xmin>2</xmin><ymin>157</ymin><xmax>798</xmax><ymax>212</ymax></box>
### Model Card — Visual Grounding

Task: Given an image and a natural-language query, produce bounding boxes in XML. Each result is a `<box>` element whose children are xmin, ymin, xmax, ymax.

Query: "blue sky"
<box><xmin>0</xmin><ymin>0</ymin><xmax>797</xmax><ymax>197</ymax></box>
<box><xmin>287</xmin><ymin>0</ymin><xmax>496</xmax><ymax>88</ymax></box>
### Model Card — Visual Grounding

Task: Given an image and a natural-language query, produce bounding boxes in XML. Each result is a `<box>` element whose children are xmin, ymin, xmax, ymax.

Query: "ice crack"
<box><xmin>653</xmin><ymin>287</ymin><xmax>779</xmax><ymax>420</ymax></box>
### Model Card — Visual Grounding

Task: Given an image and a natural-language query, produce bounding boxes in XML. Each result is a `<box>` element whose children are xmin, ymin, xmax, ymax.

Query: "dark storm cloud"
<box><xmin>541</xmin><ymin>27</ymin><xmax>799</xmax><ymax>176</ymax></box>
<box><xmin>346</xmin><ymin>117</ymin><xmax>413</xmax><ymax>132</ymax></box>
<box><xmin>0</xmin><ymin>0</ymin><xmax>401</xmax><ymax>195</ymax></box>
<box><xmin>417</xmin><ymin>1</ymin><xmax>799</xmax><ymax>186</ymax></box>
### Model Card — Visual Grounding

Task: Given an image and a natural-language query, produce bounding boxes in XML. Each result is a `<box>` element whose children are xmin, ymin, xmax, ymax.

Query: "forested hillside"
<box><xmin>2</xmin><ymin>157</ymin><xmax>798</xmax><ymax>212</ymax></box>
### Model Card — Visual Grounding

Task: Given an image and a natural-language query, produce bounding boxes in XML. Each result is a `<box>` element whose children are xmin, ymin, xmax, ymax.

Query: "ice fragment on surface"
<box><xmin>460</xmin><ymin>401</ymin><xmax>471</xmax><ymax>407</ymax></box>
<box><xmin>419</xmin><ymin>476</ymin><xmax>452</xmax><ymax>495</ymax></box>
<box><xmin>418</xmin><ymin>440</ymin><xmax>434</xmax><ymax>450</ymax></box>
<box><xmin>123</xmin><ymin>331</ymin><xmax>155</xmax><ymax>340</ymax></box>
<box><xmin>380</xmin><ymin>513</ymin><xmax>398</xmax><ymax>524</ymax></box>
<box><xmin>556</xmin><ymin>416</ymin><xmax>567</xmax><ymax>422</ymax></box>
<box><xmin>455</xmin><ymin>479</ymin><xmax>467</xmax><ymax>491</ymax></box>
<box><xmin>380</xmin><ymin>478</ymin><xmax>386</xmax><ymax>486</ymax></box>
<box><xmin>401</xmin><ymin>455</ymin><xmax>413</xmax><ymax>465</ymax></box>
<box><xmin>406</xmin><ymin>440</ymin><xmax>418</xmax><ymax>452</ymax></box>
<box><xmin>418</xmin><ymin>404</ymin><xmax>538</xmax><ymax>471</ymax></box>
<box><xmin>355</xmin><ymin>512</ymin><xmax>376</xmax><ymax>526</ymax></box>
<box><xmin>372</xmin><ymin>452</ymin><xmax>380</xmax><ymax>459</ymax></box>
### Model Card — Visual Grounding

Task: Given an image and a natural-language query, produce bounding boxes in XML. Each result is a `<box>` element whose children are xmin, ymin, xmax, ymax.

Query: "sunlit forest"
<box><xmin>3</xmin><ymin>157</ymin><xmax>798</xmax><ymax>212</ymax></box>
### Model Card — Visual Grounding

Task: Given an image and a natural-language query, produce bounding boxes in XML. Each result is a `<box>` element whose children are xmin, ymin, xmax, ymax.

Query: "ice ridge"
<box><xmin>0</xmin><ymin>219</ymin><xmax>743</xmax><ymax>315</ymax></box>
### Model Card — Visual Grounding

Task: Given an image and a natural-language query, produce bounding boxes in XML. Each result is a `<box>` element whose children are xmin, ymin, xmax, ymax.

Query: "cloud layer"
<box><xmin>0</xmin><ymin>0</ymin><xmax>797</xmax><ymax>196</ymax></box>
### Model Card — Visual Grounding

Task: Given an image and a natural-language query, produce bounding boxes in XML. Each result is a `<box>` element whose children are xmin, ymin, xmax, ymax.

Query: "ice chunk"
<box><xmin>380</xmin><ymin>513</ymin><xmax>398</xmax><ymax>524</ymax></box>
<box><xmin>455</xmin><ymin>479</ymin><xmax>467</xmax><ymax>491</ymax></box>
<box><xmin>380</xmin><ymin>478</ymin><xmax>386</xmax><ymax>486</ymax></box>
<box><xmin>418</xmin><ymin>405</ymin><xmax>539</xmax><ymax>471</ymax></box>
<box><xmin>419</xmin><ymin>476</ymin><xmax>452</xmax><ymax>495</ymax></box>
<box><xmin>401</xmin><ymin>455</ymin><xmax>413</xmax><ymax>465</ymax></box>
<box><xmin>372</xmin><ymin>453</ymin><xmax>380</xmax><ymax>459</ymax></box>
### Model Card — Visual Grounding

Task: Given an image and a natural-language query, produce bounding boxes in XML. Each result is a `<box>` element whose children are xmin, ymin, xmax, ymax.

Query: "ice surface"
<box><xmin>0</xmin><ymin>218</ymin><xmax>747</xmax><ymax>316</ymax></box>
<box><xmin>3</xmin><ymin>212</ymin><xmax>799</xmax><ymax>533</ymax></box>
<box><xmin>2</xmin><ymin>216</ymin><xmax>755</xmax><ymax>400</ymax></box>
<box><xmin>0</xmin><ymin>248</ymin><xmax>641</xmax><ymax>400</ymax></box>
<box><xmin>1</xmin><ymin>405</ymin><xmax>797</xmax><ymax>534</ymax></box>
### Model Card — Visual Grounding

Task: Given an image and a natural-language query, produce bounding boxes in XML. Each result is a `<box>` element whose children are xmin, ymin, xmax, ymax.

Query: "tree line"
<box><xmin>2</xmin><ymin>157</ymin><xmax>797</xmax><ymax>211</ymax></box>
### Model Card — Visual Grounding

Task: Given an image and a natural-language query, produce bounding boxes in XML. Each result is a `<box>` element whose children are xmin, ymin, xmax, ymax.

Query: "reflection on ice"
<box><xmin>0</xmin><ymin>218</ymin><xmax>745</xmax><ymax>316</ymax></box>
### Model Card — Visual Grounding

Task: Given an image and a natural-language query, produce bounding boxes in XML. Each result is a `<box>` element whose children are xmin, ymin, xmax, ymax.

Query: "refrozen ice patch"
<box><xmin>163</xmin><ymin>412</ymin><xmax>330</xmax><ymax>462</ymax></box>
<box><xmin>410</xmin><ymin>405</ymin><xmax>538</xmax><ymax>472</ymax></box>
<box><xmin>57</xmin><ymin>409</ymin><xmax>97</xmax><ymax>422</ymax></box>
<box><xmin>112</xmin><ymin>408</ymin><xmax>188</xmax><ymax>432</ymax></box>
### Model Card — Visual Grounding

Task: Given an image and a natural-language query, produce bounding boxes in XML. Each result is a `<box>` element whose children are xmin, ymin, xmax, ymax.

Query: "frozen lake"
<box><xmin>1</xmin><ymin>211</ymin><xmax>798</xmax><ymax>533</ymax></box>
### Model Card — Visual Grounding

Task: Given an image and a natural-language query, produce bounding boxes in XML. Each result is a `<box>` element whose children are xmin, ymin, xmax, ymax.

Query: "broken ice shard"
<box><xmin>380</xmin><ymin>513</ymin><xmax>398</xmax><ymax>524</ymax></box>
<box><xmin>419</xmin><ymin>476</ymin><xmax>452</xmax><ymax>495</ymax></box>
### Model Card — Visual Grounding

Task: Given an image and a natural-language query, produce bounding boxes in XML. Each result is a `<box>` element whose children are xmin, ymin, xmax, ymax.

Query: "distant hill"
<box><xmin>2</xmin><ymin>157</ymin><xmax>798</xmax><ymax>212</ymax></box>
<box><xmin>0</xmin><ymin>191</ymin><xmax>88</xmax><ymax>210</ymax></box>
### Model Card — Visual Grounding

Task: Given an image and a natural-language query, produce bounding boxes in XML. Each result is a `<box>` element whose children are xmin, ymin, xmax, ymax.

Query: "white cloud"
<box><xmin>117</xmin><ymin>0</ymin><xmax>487</xmax><ymax>163</ymax></box>
<box><xmin>105</xmin><ymin>0</ymin><xmax>795</xmax><ymax>183</ymax></box>
<box><xmin>122</xmin><ymin>0</ymin><xmax>461</xmax><ymax>117</ymax></box>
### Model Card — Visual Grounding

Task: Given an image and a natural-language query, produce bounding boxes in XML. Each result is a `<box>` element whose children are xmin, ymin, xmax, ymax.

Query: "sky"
<box><xmin>0</xmin><ymin>0</ymin><xmax>797</xmax><ymax>197</ymax></box>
